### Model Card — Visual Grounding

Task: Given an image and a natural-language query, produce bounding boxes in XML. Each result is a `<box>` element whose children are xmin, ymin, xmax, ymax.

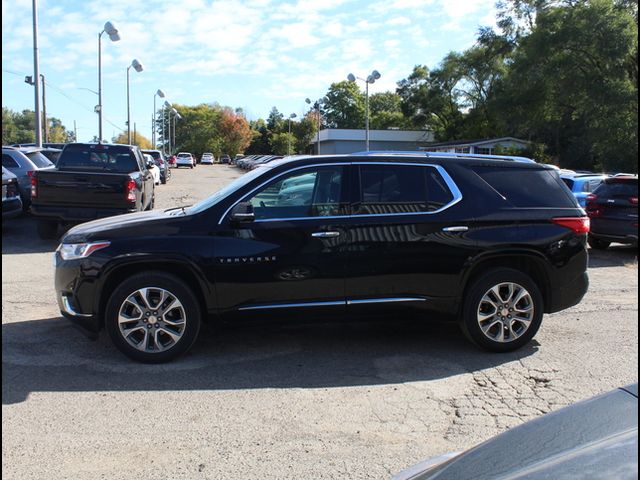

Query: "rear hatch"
<box><xmin>587</xmin><ymin>177</ymin><xmax>638</xmax><ymax>236</ymax></box>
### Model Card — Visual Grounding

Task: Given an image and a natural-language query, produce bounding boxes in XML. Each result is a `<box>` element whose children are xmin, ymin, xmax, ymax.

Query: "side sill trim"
<box><xmin>238</xmin><ymin>297</ymin><xmax>427</xmax><ymax>311</ymax></box>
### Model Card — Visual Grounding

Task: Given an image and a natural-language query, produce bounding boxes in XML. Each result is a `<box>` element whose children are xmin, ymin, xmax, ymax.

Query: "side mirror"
<box><xmin>146</xmin><ymin>160</ymin><xmax>155</xmax><ymax>168</ymax></box>
<box><xmin>230</xmin><ymin>202</ymin><xmax>255</xmax><ymax>223</ymax></box>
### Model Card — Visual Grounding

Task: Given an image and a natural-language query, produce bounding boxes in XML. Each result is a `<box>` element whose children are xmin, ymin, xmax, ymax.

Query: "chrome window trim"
<box><xmin>218</xmin><ymin>161</ymin><xmax>463</xmax><ymax>225</ymax></box>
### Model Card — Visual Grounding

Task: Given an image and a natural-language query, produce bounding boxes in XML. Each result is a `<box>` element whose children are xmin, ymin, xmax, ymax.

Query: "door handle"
<box><xmin>442</xmin><ymin>226</ymin><xmax>469</xmax><ymax>232</ymax></box>
<box><xmin>311</xmin><ymin>231</ymin><xmax>341</xmax><ymax>238</ymax></box>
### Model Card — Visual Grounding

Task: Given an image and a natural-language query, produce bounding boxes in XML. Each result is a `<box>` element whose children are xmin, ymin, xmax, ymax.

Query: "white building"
<box><xmin>422</xmin><ymin>137</ymin><xmax>531</xmax><ymax>155</ymax></box>
<box><xmin>309</xmin><ymin>129</ymin><xmax>434</xmax><ymax>154</ymax></box>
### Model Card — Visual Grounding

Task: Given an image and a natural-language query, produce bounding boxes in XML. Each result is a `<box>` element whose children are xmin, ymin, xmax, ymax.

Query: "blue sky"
<box><xmin>2</xmin><ymin>0</ymin><xmax>497</xmax><ymax>142</ymax></box>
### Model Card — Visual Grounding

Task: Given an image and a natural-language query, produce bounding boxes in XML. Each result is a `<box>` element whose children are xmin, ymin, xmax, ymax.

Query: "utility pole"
<box><xmin>31</xmin><ymin>0</ymin><xmax>42</xmax><ymax>147</ymax></box>
<box><xmin>133</xmin><ymin>122</ymin><xmax>137</xmax><ymax>145</ymax></box>
<box><xmin>41</xmin><ymin>74</ymin><xmax>48</xmax><ymax>142</ymax></box>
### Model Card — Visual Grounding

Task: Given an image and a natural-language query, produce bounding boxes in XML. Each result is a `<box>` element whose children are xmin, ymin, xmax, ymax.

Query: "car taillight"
<box><xmin>630</xmin><ymin>197</ymin><xmax>638</xmax><ymax>205</ymax></box>
<box><xmin>30</xmin><ymin>175</ymin><xmax>38</xmax><ymax>198</ymax></box>
<box><xmin>552</xmin><ymin>217</ymin><xmax>590</xmax><ymax>234</ymax></box>
<box><xmin>27</xmin><ymin>170</ymin><xmax>35</xmax><ymax>177</ymax></box>
<box><xmin>125</xmin><ymin>179</ymin><xmax>137</xmax><ymax>202</ymax></box>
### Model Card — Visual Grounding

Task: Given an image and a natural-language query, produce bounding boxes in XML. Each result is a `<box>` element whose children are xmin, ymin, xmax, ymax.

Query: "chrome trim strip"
<box><xmin>61</xmin><ymin>295</ymin><xmax>93</xmax><ymax>318</ymax></box>
<box><xmin>238</xmin><ymin>300</ymin><xmax>345</xmax><ymax>311</ymax></box>
<box><xmin>346</xmin><ymin>297</ymin><xmax>427</xmax><ymax>305</ymax></box>
<box><xmin>218</xmin><ymin>162</ymin><xmax>464</xmax><ymax>225</ymax></box>
<box><xmin>311</xmin><ymin>231</ymin><xmax>341</xmax><ymax>238</ymax></box>
<box><xmin>238</xmin><ymin>297</ymin><xmax>427</xmax><ymax>311</ymax></box>
<box><xmin>442</xmin><ymin>226</ymin><xmax>469</xmax><ymax>232</ymax></box>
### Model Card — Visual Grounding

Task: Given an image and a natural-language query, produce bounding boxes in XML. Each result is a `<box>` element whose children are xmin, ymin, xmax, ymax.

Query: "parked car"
<box><xmin>201</xmin><ymin>153</ymin><xmax>214</xmax><ymax>165</ymax></box>
<box><xmin>11</xmin><ymin>142</ymin><xmax>67</xmax><ymax>150</ymax></box>
<box><xmin>40</xmin><ymin>147</ymin><xmax>63</xmax><ymax>165</ymax></box>
<box><xmin>175</xmin><ymin>152</ymin><xmax>195</xmax><ymax>168</ymax></box>
<box><xmin>2</xmin><ymin>166</ymin><xmax>23</xmax><ymax>220</ymax></box>
<box><xmin>2</xmin><ymin>146</ymin><xmax>55</xmax><ymax>210</ymax></box>
<box><xmin>560</xmin><ymin>173</ymin><xmax>608</xmax><ymax>208</ymax></box>
<box><xmin>393</xmin><ymin>384</ymin><xmax>638</xmax><ymax>480</ymax></box>
<box><xmin>585</xmin><ymin>175</ymin><xmax>638</xmax><ymax>249</ymax></box>
<box><xmin>143</xmin><ymin>154</ymin><xmax>161</xmax><ymax>185</ymax></box>
<box><xmin>53</xmin><ymin>151</ymin><xmax>589</xmax><ymax>362</ymax></box>
<box><xmin>167</xmin><ymin>155</ymin><xmax>177</xmax><ymax>168</ymax></box>
<box><xmin>141</xmin><ymin>149</ymin><xmax>171</xmax><ymax>184</ymax></box>
<box><xmin>30</xmin><ymin>143</ymin><xmax>155</xmax><ymax>239</ymax></box>
<box><xmin>220</xmin><ymin>154</ymin><xmax>231</xmax><ymax>164</ymax></box>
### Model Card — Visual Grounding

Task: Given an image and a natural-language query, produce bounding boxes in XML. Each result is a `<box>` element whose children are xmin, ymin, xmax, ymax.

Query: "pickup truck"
<box><xmin>31</xmin><ymin>143</ymin><xmax>155</xmax><ymax>239</ymax></box>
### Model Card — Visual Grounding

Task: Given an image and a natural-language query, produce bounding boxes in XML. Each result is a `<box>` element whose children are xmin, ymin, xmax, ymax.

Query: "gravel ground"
<box><xmin>2</xmin><ymin>164</ymin><xmax>637</xmax><ymax>479</ymax></box>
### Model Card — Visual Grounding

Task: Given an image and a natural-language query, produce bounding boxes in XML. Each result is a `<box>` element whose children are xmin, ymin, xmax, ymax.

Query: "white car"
<box><xmin>201</xmin><ymin>153</ymin><xmax>214</xmax><ymax>165</ymax></box>
<box><xmin>143</xmin><ymin>153</ymin><xmax>161</xmax><ymax>185</ymax></box>
<box><xmin>176</xmin><ymin>152</ymin><xmax>195</xmax><ymax>168</ymax></box>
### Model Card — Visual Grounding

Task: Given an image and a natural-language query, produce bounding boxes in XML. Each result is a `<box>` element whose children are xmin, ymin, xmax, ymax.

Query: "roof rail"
<box><xmin>350</xmin><ymin>150</ymin><xmax>536</xmax><ymax>164</ymax></box>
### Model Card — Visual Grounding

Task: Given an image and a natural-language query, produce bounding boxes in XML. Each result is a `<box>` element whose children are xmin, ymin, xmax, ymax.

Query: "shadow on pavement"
<box><xmin>2</xmin><ymin>214</ymin><xmax>60</xmax><ymax>254</ymax></box>
<box><xmin>2</xmin><ymin>316</ymin><xmax>538</xmax><ymax>405</ymax></box>
<box><xmin>588</xmin><ymin>245</ymin><xmax>638</xmax><ymax>269</ymax></box>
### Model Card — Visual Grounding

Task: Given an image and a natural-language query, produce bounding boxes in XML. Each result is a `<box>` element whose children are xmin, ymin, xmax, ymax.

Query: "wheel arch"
<box><xmin>460</xmin><ymin>251</ymin><xmax>552</xmax><ymax>314</ymax></box>
<box><xmin>96</xmin><ymin>258</ymin><xmax>214</xmax><ymax>329</ymax></box>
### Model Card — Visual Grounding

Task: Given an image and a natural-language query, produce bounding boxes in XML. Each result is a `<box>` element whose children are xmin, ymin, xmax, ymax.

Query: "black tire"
<box><xmin>105</xmin><ymin>272</ymin><xmax>201</xmax><ymax>363</ymax></box>
<box><xmin>588</xmin><ymin>236</ymin><xmax>611</xmax><ymax>250</ymax></box>
<box><xmin>460</xmin><ymin>268</ymin><xmax>544</xmax><ymax>352</ymax></box>
<box><xmin>161</xmin><ymin>176</ymin><xmax>166</xmax><ymax>185</ymax></box>
<box><xmin>37</xmin><ymin>219</ymin><xmax>58</xmax><ymax>239</ymax></box>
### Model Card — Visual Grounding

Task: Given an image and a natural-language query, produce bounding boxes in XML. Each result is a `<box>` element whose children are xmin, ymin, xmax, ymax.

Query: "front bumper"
<box><xmin>55</xmin><ymin>253</ymin><xmax>101</xmax><ymax>334</ymax></box>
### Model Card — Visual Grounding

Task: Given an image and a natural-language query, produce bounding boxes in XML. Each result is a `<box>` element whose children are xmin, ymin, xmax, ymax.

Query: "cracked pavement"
<box><xmin>2</xmin><ymin>165</ymin><xmax>638</xmax><ymax>479</ymax></box>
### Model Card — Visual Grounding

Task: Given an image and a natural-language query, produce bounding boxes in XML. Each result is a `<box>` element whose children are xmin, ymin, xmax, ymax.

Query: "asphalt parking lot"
<box><xmin>2</xmin><ymin>164</ymin><xmax>638</xmax><ymax>479</ymax></box>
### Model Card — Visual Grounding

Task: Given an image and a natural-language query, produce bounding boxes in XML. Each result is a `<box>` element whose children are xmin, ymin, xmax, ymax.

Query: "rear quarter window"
<box><xmin>25</xmin><ymin>152</ymin><xmax>54</xmax><ymax>168</ymax></box>
<box><xmin>472</xmin><ymin>166</ymin><xmax>577</xmax><ymax>208</ymax></box>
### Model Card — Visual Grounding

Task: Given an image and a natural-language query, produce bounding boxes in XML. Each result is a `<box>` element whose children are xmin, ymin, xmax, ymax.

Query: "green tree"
<box><xmin>246</xmin><ymin>119</ymin><xmax>271</xmax><ymax>154</ymax></box>
<box><xmin>112</xmin><ymin>131</ymin><xmax>153</xmax><ymax>149</ymax></box>
<box><xmin>323</xmin><ymin>81</ymin><xmax>365</xmax><ymax>129</ymax></box>
<box><xmin>269</xmin><ymin>132</ymin><xmax>297</xmax><ymax>155</ymax></box>
<box><xmin>369</xmin><ymin>92</ymin><xmax>410</xmax><ymax>129</ymax></box>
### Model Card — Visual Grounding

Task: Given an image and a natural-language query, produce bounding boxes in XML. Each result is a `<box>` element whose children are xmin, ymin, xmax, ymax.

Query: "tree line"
<box><xmin>4</xmin><ymin>1</ymin><xmax>636</xmax><ymax>172</ymax></box>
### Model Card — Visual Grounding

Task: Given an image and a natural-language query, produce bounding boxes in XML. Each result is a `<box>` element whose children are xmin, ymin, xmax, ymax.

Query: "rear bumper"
<box><xmin>2</xmin><ymin>197</ymin><xmax>23</xmax><ymax>219</ymax></box>
<box><xmin>547</xmin><ymin>271</ymin><xmax>589</xmax><ymax>313</ymax></box>
<box><xmin>31</xmin><ymin>204</ymin><xmax>138</xmax><ymax>223</ymax></box>
<box><xmin>590</xmin><ymin>232</ymin><xmax>638</xmax><ymax>246</ymax></box>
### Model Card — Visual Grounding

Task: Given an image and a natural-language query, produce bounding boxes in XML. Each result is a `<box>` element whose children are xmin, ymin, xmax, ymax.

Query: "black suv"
<box><xmin>54</xmin><ymin>153</ymin><xmax>589</xmax><ymax>362</ymax></box>
<box><xmin>585</xmin><ymin>175</ymin><xmax>638</xmax><ymax>249</ymax></box>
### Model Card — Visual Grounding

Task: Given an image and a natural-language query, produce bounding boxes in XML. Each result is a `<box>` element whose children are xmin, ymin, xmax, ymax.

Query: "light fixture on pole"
<box><xmin>287</xmin><ymin>113</ymin><xmax>297</xmax><ymax>155</ymax></box>
<box><xmin>305</xmin><ymin>97</ymin><xmax>328</xmax><ymax>155</ymax></box>
<box><xmin>347</xmin><ymin>69</ymin><xmax>381</xmax><ymax>152</ymax></box>
<box><xmin>126</xmin><ymin>59</ymin><xmax>144</xmax><ymax>144</ymax></box>
<box><xmin>153</xmin><ymin>89</ymin><xmax>165</xmax><ymax>147</ymax></box>
<box><xmin>97</xmin><ymin>21</ymin><xmax>120</xmax><ymax>143</ymax></box>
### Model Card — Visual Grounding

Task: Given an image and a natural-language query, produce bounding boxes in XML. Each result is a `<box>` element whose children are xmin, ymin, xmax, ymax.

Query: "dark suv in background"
<box><xmin>586</xmin><ymin>175</ymin><xmax>638</xmax><ymax>249</ymax></box>
<box><xmin>54</xmin><ymin>152</ymin><xmax>589</xmax><ymax>362</ymax></box>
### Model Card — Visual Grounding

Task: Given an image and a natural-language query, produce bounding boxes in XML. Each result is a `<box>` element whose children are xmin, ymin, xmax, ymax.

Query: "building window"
<box><xmin>455</xmin><ymin>147</ymin><xmax>470</xmax><ymax>154</ymax></box>
<box><xmin>475</xmin><ymin>147</ymin><xmax>493</xmax><ymax>155</ymax></box>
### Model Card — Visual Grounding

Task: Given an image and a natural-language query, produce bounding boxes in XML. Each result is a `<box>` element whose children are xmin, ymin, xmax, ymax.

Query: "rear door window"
<box><xmin>355</xmin><ymin>164</ymin><xmax>455</xmax><ymax>215</ymax></box>
<box><xmin>2</xmin><ymin>154</ymin><xmax>20</xmax><ymax>169</ymax></box>
<box><xmin>472</xmin><ymin>166</ymin><xmax>577</xmax><ymax>208</ymax></box>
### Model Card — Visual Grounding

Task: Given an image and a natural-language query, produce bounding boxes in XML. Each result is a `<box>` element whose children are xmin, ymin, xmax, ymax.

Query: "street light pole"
<box><xmin>31</xmin><ymin>0</ymin><xmax>42</xmax><ymax>147</ymax></box>
<box><xmin>287</xmin><ymin>113</ymin><xmax>297</xmax><ymax>155</ymax></box>
<box><xmin>97</xmin><ymin>21</ymin><xmax>120</xmax><ymax>143</ymax></box>
<box><xmin>162</xmin><ymin>100</ymin><xmax>172</xmax><ymax>156</ymax></box>
<box><xmin>347</xmin><ymin>70</ymin><xmax>381</xmax><ymax>152</ymax></box>
<box><xmin>153</xmin><ymin>89</ymin><xmax>165</xmax><ymax>148</ymax></box>
<box><xmin>126</xmin><ymin>59</ymin><xmax>144</xmax><ymax>144</ymax></box>
<box><xmin>305</xmin><ymin>97</ymin><xmax>327</xmax><ymax>155</ymax></box>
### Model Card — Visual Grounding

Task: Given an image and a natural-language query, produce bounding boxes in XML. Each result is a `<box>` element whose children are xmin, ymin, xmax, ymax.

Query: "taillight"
<box><xmin>586</xmin><ymin>194</ymin><xmax>597</xmax><ymax>204</ymax></box>
<box><xmin>552</xmin><ymin>217</ymin><xmax>590</xmax><ymax>234</ymax></box>
<box><xmin>30</xmin><ymin>175</ymin><xmax>38</xmax><ymax>198</ymax></box>
<box><xmin>630</xmin><ymin>197</ymin><xmax>638</xmax><ymax>205</ymax></box>
<box><xmin>125</xmin><ymin>179</ymin><xmax>137</xmax><ymax>202</ymax></box>
<box><xmin>27</xmin><ymin>170</ymin><xmax>35</xmax><ymax>177</ymax></box>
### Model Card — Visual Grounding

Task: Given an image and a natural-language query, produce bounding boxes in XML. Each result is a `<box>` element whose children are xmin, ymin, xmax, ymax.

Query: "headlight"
<box><xmin>58</xmin><ymin>241</ymin><xmax>111</xmax><ymax>261</ymax></box>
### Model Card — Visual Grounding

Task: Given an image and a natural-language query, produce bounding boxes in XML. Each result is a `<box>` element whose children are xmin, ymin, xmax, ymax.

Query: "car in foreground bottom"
<box><xmin>393</xmin><ymin>384</ymin><xmax>638</xmax><ymax>480</ymax></box>
<box><xmin>54</xmin><ymin>152</ymin><xmax>588</xmax><ymax>362</ymax></box>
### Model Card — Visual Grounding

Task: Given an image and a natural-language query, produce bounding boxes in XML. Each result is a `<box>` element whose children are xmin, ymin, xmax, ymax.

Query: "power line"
<box><xmin>2</xmin><ymin>68</ymin><xmax>125</xmax><ymax>134</ymax></box>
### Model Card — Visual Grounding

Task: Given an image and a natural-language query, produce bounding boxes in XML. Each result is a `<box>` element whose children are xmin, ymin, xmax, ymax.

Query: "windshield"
<box><xmin>188</xmin><ymin>167</ymin><xmax>269</xmax><ymax>214</ymax></box>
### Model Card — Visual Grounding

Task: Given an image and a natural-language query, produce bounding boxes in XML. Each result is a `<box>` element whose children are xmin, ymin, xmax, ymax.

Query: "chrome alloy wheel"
<box><xmin>117</xmin><ymin>287</ymin><xmax>187</xmax><ymax>352</ymax></box>
<box><xmin>476</xmin><ymin>282</ymin><xmax>534</xmax><ymax>343</ymax></box>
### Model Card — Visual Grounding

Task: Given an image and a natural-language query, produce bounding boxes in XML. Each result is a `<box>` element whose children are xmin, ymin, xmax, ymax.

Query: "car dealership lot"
<box><xmin>2</xmin><ymin>165</ymin><xmax>638</xmax><ymax>479</ymax></box>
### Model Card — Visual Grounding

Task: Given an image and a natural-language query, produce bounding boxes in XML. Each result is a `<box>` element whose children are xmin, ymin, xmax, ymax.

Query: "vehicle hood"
<box><xmin>62</xmin><ymin>208</ymin><xmax>184</xmax><ymax>243</ymax></box>
<box><xmin>398</xmin><ymin>385</ymin><xmax>638</xmax><ymax>480</ymax></box>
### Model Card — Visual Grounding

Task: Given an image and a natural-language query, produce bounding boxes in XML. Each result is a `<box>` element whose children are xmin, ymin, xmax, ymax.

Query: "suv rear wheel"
<box><xmin>105</xmin><ymin>272</ymin><xmax>201</xmax><ymax>363</ymax></box>
<box><xmin>461</xmin><ymin>268</ymin><xmax>543</xmax><ymax>352</ymax></box>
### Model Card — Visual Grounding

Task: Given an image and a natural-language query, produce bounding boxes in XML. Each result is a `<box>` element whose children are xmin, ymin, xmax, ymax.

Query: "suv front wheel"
<box><xmin>461</xmin><ymin>268</ymin><xmax>543</xmax><ymax>352</ymax></box>
<box><xmin>105</xmin><ymin>272</ymin><xmax>201</xmax><ymax>362</ymax></box>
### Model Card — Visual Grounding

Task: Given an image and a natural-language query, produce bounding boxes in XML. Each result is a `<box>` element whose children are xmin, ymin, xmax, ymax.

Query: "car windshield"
<box><xmin>188</xmin><ymin>167</ymin><xmax>269</xmax><ymax>214</ymax></box>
